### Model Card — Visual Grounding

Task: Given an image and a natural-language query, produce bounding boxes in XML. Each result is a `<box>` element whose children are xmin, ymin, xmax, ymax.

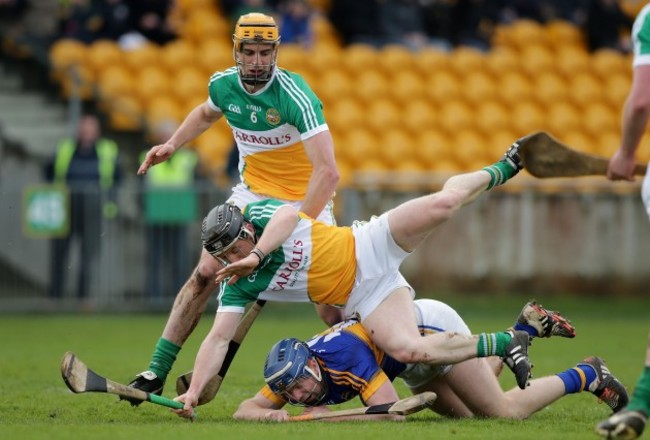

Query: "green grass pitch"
<box><xmin>1</xmin><ymin>294</ymin><xmax>647</xmax><ymax>440</ymax></box>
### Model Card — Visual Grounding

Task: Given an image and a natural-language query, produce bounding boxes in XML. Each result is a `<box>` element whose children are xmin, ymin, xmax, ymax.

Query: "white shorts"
<box><xmin>399</xmin><ymin>299</ymin><xmax>472</xmax><ymax>388</ymax></box>
<box><xmin>344</xmin><ymin>213</ymin><xmax>413</xmax><ymax>320</ymax></box>
<box><xmin>228</xmin><ymin>184</ymin><xmax>336</xmax><ymax>225</ymax></box>
<box><xmin>642</xmin><ymin>163</ymin><xmax>650</xmax><ymax>220</ymax></box>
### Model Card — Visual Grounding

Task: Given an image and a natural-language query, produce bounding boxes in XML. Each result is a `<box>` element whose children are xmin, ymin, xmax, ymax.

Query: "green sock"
<box><xmin>477</xmin><ymin>332</ymin><xmax>512</xmax><ymax>357</ymax></box>
<box><xmin>627</xmin><ymin>367</ymin><xmax>650</xmax><ymax>415</ymax></box>
<box><xmin>148</xmin><ymin>337</ymin><xmax>181</xmax><ymax>382</ymax></box>
<box><xmin>483</xmin><ymin>161</ymin><xmax>518</xmax><ymax>190</ymax></box>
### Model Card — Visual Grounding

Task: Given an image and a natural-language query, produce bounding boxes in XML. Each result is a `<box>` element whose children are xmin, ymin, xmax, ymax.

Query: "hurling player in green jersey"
<box><xmin>600</xmin><ymin>4</ymin><xmax>650</xmax><ymax>439</ymax></box>
<box><xmin>130</xmin><ymin>12</ymin><xmax>341</xmax><ymax>404</ymax></box>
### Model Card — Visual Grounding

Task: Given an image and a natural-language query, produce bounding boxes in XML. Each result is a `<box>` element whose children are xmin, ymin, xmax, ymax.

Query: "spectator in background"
<box><xmin>139</xmin><ymin>120</ymin><xmax>200</xmax><ymax>302</ymax></box>
<box><xmin>277</xmin><ymin>0</ymin><xmax>314</xmax><ymax>47</ymax></box>
<box><xmin>448</xmin><ymin>0</ymin><xmax>502</xmax><ymax>51</ymax></box>
<box><xmin>98</xmin><ymin>0</ymin><xmax>132</xmax><ymax>41</ymax></box>
<box><xmin>228</xmin><ymin>0</ymin><xmax>273</xmax><ymax>27</ymax></box>
<box><xmin>129</xmin><ymin>0</ymin><xmax>177</xmax><ymax>45</ymax></box>
<box><xmin>379</xmin><ymin>0</ymin><xmax>452</xmax><ymax>51</ymax></box>
<box><xmin>583</xmin><ymin>0</ymin><xmax>633</xmax><ymax>53</ymax></box>
<box><xmin>329</xmin><ymin>0</ymin><xmax>386</xmax><ymax>47</ymax></box>
<box><xmin>44</xmin><ymin>114</ymin><xmax>122</xmax><ymax>299</ymax></box>
<box><xmin>57</xmin><ymin>0</ymin><xmax>104</xmax><ymax>43</ymax></box>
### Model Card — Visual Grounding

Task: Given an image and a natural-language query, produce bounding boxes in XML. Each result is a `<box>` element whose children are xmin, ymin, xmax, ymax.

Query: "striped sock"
<box><xmin>557</xmin><ymin>364</ymin><xmax>598</xmax><ymax>394</ymax></box>
<box><xmin>483</xmin><ymin>161</ymin><xmax>518</xmax><ymax>190</ymax></box>
<box><xmin>477</xmin><ymin>332</ymin><xmax>511</xmax><ymax>357</ymax></box>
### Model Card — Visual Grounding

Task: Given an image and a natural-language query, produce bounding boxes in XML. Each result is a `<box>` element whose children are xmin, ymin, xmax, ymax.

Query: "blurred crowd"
<box><xmin>0</xmin><ymin>0</ymin><xmax>635</xmax><ymax>55</ymax></box>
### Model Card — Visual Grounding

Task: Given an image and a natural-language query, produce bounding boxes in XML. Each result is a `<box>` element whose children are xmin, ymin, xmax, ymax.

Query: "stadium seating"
<box><xmin>46</xmin><ymin>11</ymin><xmax>643</xmax><ymax>186</ymax></box>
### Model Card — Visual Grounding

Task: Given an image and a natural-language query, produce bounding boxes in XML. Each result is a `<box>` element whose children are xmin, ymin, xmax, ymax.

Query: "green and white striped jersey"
<box><xmin>207</xmin><ymin>67</ymin><xmax>329</xmax><ymax>201</ymax></box>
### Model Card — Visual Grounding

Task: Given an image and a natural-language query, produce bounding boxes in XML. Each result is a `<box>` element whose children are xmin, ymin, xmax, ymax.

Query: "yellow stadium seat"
<box><xmin>425</xmin><ymin>70</ymin><xmax>460</xmax><ymax>103</ymax></box>
<box><xmin>194</xmin><ymin>128</ymin><xmax>233</xmax><ymax>168</ymax></box>
<box><xmin>438</xmin><ymin>100</ymin><xmax>472</xmax><ymax>135</ymax></box>
<box><xmin>546</xmin><ymin>102</ymin><xmax>581</xmax><ymax>136</ymax></box>
<box><xmin>475</xmin><ymin>101</ymin><xmax>510</xmax><ymax>136</ymax></box>
<box><xmin>107</xmin><ymin>95</ymin><xmax>143</xmax><ymax>131</ymax></box>
<box><xmin>389</xmin><ymin>70</ymin><xmax>424</xmax><ymax>105</ymax></box>
<box><xmin>277</xmin><ymin>43</ymin><xmax>310</xmax><ymax>73</ymax></box>
<box><xmin>325</xmin><ymin>98</ymin><xmax>364</xmax><ymax>132</ymax></box>
<box><xmin>568</xmin><ymin>72</ymin><xmax>603</xmax><ymax>109</ymax></box>
<box><xmin>136</xmin><ymin>66</ymin><xmax>172</xmax><ymax>106</ymax></box>
<box><xmin>582</xmin><ymin>103</ymin><xmax>618</xmax><ymax>137</ymax></box>
<box><xmin>160</xmin><ymin>40</ymin><xmax>198</xmax><ymax>73</ymax></box>
<box><xmin>340</xmin><ymin>43</ymin><xmax>378</xmax><ymax>75</ymax></box>
<box><xmin>510</xmin><ymin>102</ymin><xmax>545</xmax><ymax>135</ymax></box>
<box><xmin>378</xmin><ymin>44</ymin><xmax>415</xmax><ymax>76</ymax></box>
<box><xmin>511</xmin><ymin>20</ymin><xmax>547</xmax><ymax>50</ymax></box>
<box><xmin>366</xmin><ymin>98</ymin><xmax>400</xmax><ymax>132</ymax></box>
<box><xmin>484</xmin><ymin>47</ymin><xmax>519</xmax><ymax>79</ymax></box>
<box><xmin>306</xmin><ymin>42</ymin><xmax>342</xmax><ymax>72</ymax></box>
<box><xmin>338</xmin><ymin>128</ymin><xmax>380</xmax><ymax>168</ymax></box>
<box><xmin>85</xmin><ymin>39</ymin><xmax>123</xmax><ymax>75</ymax></box>
<box><xmin>412</xmin><ymin>47</ymin><xmax>449</xmax><ymax>78</ymax></box>
<box><xmin>49</xmin><ymin>39</ymin><xmax>87</xmax><ymax>80</ymax></box>
<box><xmin>555</xmin><ymin>46</ymin><xmax>591</xmax><ymax>79</ymax></box>
<box><xmin>460</xmin><ymin>71</ymin><xmax>496</xmax><ymax>105</ymax></box>
<box><xmin>519</xmin><ymin>45</ymin><xmax>554</xmax><ymax>79</ymax></box>
<box><xmin>59</xmin><ymin>64</ymin><xmax>95</xmax><ymax>100</ymax></box>
<box><xmin>123</xmin><ymin>44</ymin><xmax>161</xmax><ymax>73</ymax></box>
<box><xmin>97</xmin><ymin>65</ymin><xmax>135</xmax><ymax>101</ymax></box>
<box><xmin>545</xmin><ymin>20</ymin><xmax>584</xmax><ymax>50</ymax></box>
<box><xmin>172</xmin><ymin>66</ymin><xmax>207</xmax><ymax>102</ymax></box>
<box><xmin>533</xmin><ymin>72</ymin><xmax>569</xmax><ymax>108</ymax></box>
<box><xmin>401</xmin><ymin>98</ymin><xmax>437</xmax><ymax>133</ymax></box>
<box><xmin>591</xmin><ymin>49</ymin><xmax>630</xmax><ymax>82</ymax></box>
<box><xmin>560</xmin><ymin>131</ymin><xmax>594</xmax><ymax>155</ymax></box>
<box><xmin>196</xmin><ymin>38</ymin><xmax>233</xmax><ymax>75</ymax></box>
<box><xmin>489</xmin><ymin>129</ymin><xmax>520</xmax><ymax>158</ymax></box>
<box><xmin>353</xmin><ymin>71</ymin><xmax>389</xmax><ymax>103</ymax></box>
<box><xmin>449</xmin><ymin>47</ymin><xmax>485</xmax><ymax>76</ymax></box>
<box><xmin>497</xmin><ymin>71</ymin><xmax>533</xmax><ymax>106</ymax></box>
<box><xmin>145</xmin><ymin>96</ymin><xmax>185</xmax><ymax>126</ymax></box>
<box><xmin>181</xmin><ymin>11</ymin><xmax>230</xmax><ymax>44</ymax></box>
<box><xmin>378</xmin><ymin>129</ymin><xmax>415</xmax><ymax>168</ymax></box>
<box><xmin>603</xmin><ymin>73</ymin><xmax>631</xmax><ymax>111</ymax></box>
<box><xmin>595</xmin><ymin>130</ymin><xmax>621</xmax><ymax>157</ymax></box>
<box><xmin>311</xmin><ymin>14</ymin><xmax>340</xmax><ymax>46</ymax></box>
<box><xmin>451</xmin><ymin>129</ymin><xmax>491</xmax><ymax>166</ymax></box>
<box><xmin>313</xmin><ymin>69</ymin><xmax>352</xmax><ymax>107</ymax></box>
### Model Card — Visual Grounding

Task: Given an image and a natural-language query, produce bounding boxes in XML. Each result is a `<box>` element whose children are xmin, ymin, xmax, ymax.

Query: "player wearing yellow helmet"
<box><xmin>131</xmin><ymin>11</ymin><xmax>341</xmax><ymax>406</ymax></box>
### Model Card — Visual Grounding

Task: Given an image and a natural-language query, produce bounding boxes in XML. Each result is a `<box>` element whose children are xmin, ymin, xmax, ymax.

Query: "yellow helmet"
<box><xmin>233</xmin><ymin>13</ymin><xmax>281</xmax><ymax>85</ymax></box>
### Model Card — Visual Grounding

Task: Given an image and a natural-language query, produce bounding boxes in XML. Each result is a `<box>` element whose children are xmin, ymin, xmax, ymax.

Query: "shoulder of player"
<box><xmin>208</xmin><ymin>67</ymin><xmax>239</xmax><ymax>86</ymax></box>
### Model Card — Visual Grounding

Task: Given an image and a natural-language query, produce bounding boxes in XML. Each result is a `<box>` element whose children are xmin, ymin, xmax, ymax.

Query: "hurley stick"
<box><xmin>61</xmin><ymin>351</ymin><xmax>184</xmax><ymax>410</ymax></box>
<box><xmin>517</xmin><ymin>131</ymin><xmax>646</xmax><ymax>178</ymax></box>
<box><xmin>288</xmin><ymin>391</ymin><xmax>437</xmax><ymax>421</ymax></box>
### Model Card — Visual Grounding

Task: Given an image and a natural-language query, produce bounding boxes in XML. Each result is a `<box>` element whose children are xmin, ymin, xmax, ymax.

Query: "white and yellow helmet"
<box><xmin>233</xmin><ymin>12</ymin><xmax>281</xmax><ymax>85</ymax></box>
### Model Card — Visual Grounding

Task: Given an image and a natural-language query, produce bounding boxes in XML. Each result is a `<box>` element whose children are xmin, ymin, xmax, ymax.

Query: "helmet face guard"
<box><xmin>232</xmin><ymin>13</ymin><xmax>280</xmax><ymax>86</ymax></box>
<box><xmin>264</xmin><ymin>338</ymin><xmax>327</xmax><ymax>406</ymax></box>
<box><xmin>201</xmin><ymin>204</ymin><xmax>250</xmax><ymax>263</ymax></box>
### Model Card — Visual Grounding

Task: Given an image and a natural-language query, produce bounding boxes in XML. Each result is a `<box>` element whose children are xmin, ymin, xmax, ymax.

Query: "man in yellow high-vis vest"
<box><xmin>45</xmin><ymin>114</ymin><xmax>121</xmax><ymax>299</ymax></box>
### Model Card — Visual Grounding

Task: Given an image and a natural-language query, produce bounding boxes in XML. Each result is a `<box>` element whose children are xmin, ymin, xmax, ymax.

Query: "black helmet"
<box><xmin>201</xmin><ymin>204</ymin><xmax>247</xmax><ymax>257</ymax></box>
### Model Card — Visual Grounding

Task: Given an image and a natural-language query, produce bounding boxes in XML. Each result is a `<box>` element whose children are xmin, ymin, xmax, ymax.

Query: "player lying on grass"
<box><xmin>596</xmin><ymin>332</ymin><xmax>650</xmax><ymax>440</ymax></box>
<box><xmin>226</xmin><ymin>299</ymin><xmax>628</xmax><ymax>422</ymax></box>
<box><xmin>171</xmin><ymin>142</ymin><xmax>536</xmax><ymax>418</ymax></box>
